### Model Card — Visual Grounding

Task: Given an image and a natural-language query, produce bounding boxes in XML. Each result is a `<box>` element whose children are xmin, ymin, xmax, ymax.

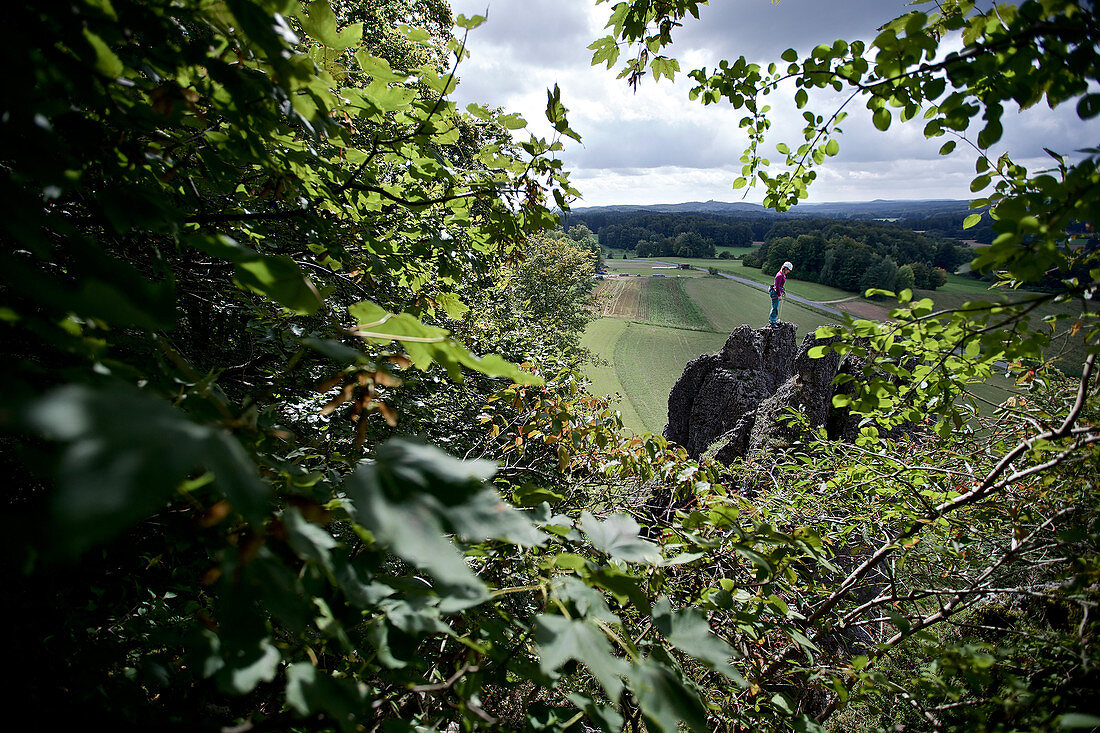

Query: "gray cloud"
<box><xmin>568</xmin><ymin>117</ymin><xmax>741</xmax><ymax>169</ymax></box>
<box><xmin>454</xmin><ymin>0</ymin><xmax>593</xmax><ymax>68</ymax></box>
<box><xmin>676</xmin><ymin>0</ymin><xmax>909</xmax><ymax>64</ymax></box>
<box><xmin>454</xmin><ymin>58</ymin><xmax>530</xmax><ymax>103</ymax></box>
<box><xmin>448</xmin><ymin>0</ymin><xmax>1097</xmax><ymax>206</ymax></box>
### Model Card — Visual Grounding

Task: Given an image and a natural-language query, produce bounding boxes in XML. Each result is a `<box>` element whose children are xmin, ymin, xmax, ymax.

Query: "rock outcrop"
<box><xmin>664</xmin><ymin>322</ymin><xmax>861</xmax><ymax>462</ymax></box>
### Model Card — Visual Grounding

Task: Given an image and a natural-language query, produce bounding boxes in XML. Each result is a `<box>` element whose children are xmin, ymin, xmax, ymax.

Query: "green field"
<box><xmin>663</xmin><ymin>257</ymin><xmax>864</xmax><ymax>303</ymax></box>
<box><xmin>934</xmin><ymin>273</ymin><xmax>1006</xmax><ymax>295</ymax></box>
<box><xmin>581</xmin><ymin>268</ymin><xmax>1040</xmax><ymax>435</ymax></box>
<box><xmin>613</xmin><ymin>323</ymin><xmax>728</xmax><ymax>434</ymax></box>
<box><xmin>682</xmin><ymin>277</ymin><xmax>840</xmax><ymax>334</ymax></box>
<box><xmin>579</xmin><ymin>319</ymin><xmax>648</xmax><ymax>431</ymax></box>
<box><xmin>604</xmin><ymin>260</ymin><xmax>707</xmax><ymax>278</ymax></box>
<box><xmin>643</xmin><ymin>278</ymin><xmax>712</xmax><ymax>330</ymax></box>
<box><xmin>582</xmin><ymin>274</ymin><xmax>844</xmax><ymax>435</ymax></box>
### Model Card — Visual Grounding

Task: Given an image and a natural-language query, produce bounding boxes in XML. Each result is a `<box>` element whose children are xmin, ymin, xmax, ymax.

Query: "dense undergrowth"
<box><xmin>2</xmin><ymin>1</ymin><xmax>1099</xmax><ymax>731</ymax></box>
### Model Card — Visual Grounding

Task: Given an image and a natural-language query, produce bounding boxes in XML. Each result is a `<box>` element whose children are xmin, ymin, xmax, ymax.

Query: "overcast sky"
<box><xmin>446</xmin><ymin>0</ymin><xmax>1095</xmax><ymax>208</ymax></box>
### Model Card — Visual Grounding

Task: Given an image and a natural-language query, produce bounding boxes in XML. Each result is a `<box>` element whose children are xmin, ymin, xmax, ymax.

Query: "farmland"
<box><xmin>583</xmin><ymin>270</ymin><xmax>844</xmax><ymax>435</ymax></box>
<box><xmin>662</xmin><ymin>256</ymin><xmax>862</xmax><ymax>303</ymax></box>
<box><xmin>582</xmin><ymin>265</ymin><xmax>1031</xmax><ymax>436</ymax></box>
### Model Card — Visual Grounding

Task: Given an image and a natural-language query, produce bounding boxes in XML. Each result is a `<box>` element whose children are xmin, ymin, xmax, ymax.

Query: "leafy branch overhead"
<box><xmin>592</xmin><ymin>0</ymin><xmax>1099</xmax><ymax>252</ymax></box>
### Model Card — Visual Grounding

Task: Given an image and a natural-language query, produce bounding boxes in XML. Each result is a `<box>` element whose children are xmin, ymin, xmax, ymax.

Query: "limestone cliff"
<box><xmin>664</xmin><ymin>323</ymin><xmax>864</xmax><ymax>462</ymax></box>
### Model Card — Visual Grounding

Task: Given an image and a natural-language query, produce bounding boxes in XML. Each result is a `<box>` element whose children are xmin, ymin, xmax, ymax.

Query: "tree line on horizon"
<box><xmin>570</xmin><ymin>212</ymin><xmax>761</xmax><ymax>253</ymax></box>
<box><xmin>743</xmin><ymin>219</ymin><xmax>972</xmax><ymax>293</ymax></box>
<box><xmin>565</xmin><ymin>210</ymin><xmax>972</xmax><ymax>292</ymax></box>
<box><xmin>566</xmin><ymin>205</ymin><xmax>1002</xmax><ymax>250</ymax></box>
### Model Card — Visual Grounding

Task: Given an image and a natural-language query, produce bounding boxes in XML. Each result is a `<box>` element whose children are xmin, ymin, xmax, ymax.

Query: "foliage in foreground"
<box><xmin>2</xmin><ymin>0</ymin><xmax>1100</xmax><ymax>732</ymax></box>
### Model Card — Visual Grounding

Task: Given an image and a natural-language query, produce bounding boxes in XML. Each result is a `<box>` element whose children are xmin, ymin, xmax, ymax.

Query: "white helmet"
<box><xmin>782</xmin><ymin>261</ymin><xmax>794</xmax><ymax>271</ymax></box>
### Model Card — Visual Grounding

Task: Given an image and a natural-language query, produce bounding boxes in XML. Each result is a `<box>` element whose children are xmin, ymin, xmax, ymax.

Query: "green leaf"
<box><xmin>591</xmin><ymin>566</ymin><xmax>653</xmax><ymax>616</ymax></box>
<box><xmin>651</xmin><ymin>597</ymin><xmax>747</xmax><ymax>686</ymax></box>
<box><xmin>736</xmin><ymin>546</ymin><xmax>773</xmax><ymax>578</ymax></box>
<box><xmin>1076</xmin><ymin>94</ymin><xmax>1100</xmax><ymax>120</ymax></box>
<box><xmin>466</xmin><ymin>102</ymin><xmax>492</xmax><ymax>119</ymax></box>
<box><xmin>963</xmin><ymin>213</ymin><xmax>983</xmax><ymax>229</ymax></box>
<box><xmin>364</xmin><ymin>81</ymin><xmax>418</xmax><ymax>112</ymax></box>
<box><xmin>235</xmin><ymin>256</ymin><xmax>322</xmax><ymax>315</ymax></box>
<box><xmin>534</xmin><ymin>614</ymin><xmax>628</xmax><ymax>700</ymax></box>
<box><xmin>26</xmin><ymin>384</ymin><xmax>269</xmax><ymax>554</ymax></box>
<box><xmin>513</xmin><ymin>484</ymin><xmax>566</xmax><ymax>507</ymax></box>
<box><xmin>454</xmin><ymin>13</ymin><xmax>487</xmax><ymax>30</ymax></box>
<box><xmin>301</xmin><ymin>337</ymin><xmax>369</xmax><ymax>365</ymax></box>
<box><xmin>345</xmin><ymin>439</ymin><xmax>542</xmax><ymax>610</ymax></box>
<box><xmin>498</xmin><ymin>113</ymin><xmax>527</xmax><ymax>130</ymax></box>
<box><xmin>355</xmin><ymin>52</ymin><xmax>407</xmax><ymax>83</ymax></box>
<box><xmin>82</xmin><ymin>29</ymin><xmax>124</xmax><ymax>78</ymax></box>
<box><xmin>589</xmin><ymin>36</ymin><xmax>621</xmax><ymax>69</ymax></box>
<box><xmin>86</xmin><ymin>0</ymin><xmax>118</xmax><ymax>20</ymax></box>
<box><xmin>283</xmin><ymin>508</ymin><xmax>337</xmax><ymax>574</ymax></box>
<box><xmin>436</xmin><ymin>292</ymin><xmax>469</xmax><ymax>320</ymax></box>
<box><xmin>793</xmin><ymin>714</ymin><xmax>827</xmax><ymax>733</ymax></box>
<box><xmin>939</xmin><ymin>140</ymin><xmax>956</xmax><ymax>155</ymax></box>
<box><xmin>566</xmin><ymin>694</ymin><xmax>624</xmax><ymax>733</ymax></box>
<box><xmin>1061</xmin><ymin>713</ymin><xmax>1100</xmax><ymax>729</ymax></box>
<box><xmin>872</xmin><ymin>107</ymin><xmax>891</xmax><ymax>131</ymax></box>
<box><xmin>651</xmin><ymin>56</ymin><xmax>680</xmax><ymax>82</ymax></box>
<box><xmin>631</xmin><ymin>654</ymin><xmax>708</xmax><ymax>733</ymax></box>
<box><xmin>551</xmin><ymin>576</ymin><xmax>620</xmax><ymax>623</ymax></box>
<box><xmin>188</xmin><ymin>235</ymin><xmax>321</xmax><ymax>315</ymax></box>
<box><xmin>446</xmin><ymin>488</ymin><xmax>547</xmax><ymax>548</ymax></box>
<box><xmin>970</xmin><ymin>174</ymin><xmax>992</xmax><ymax>192</ymax></box>
<box><xmin>286</xmin><ymin>664</ymin><xmax>367</xmax><ymax>731</ymax></box>
<box><xmin>977</xmin><ymin>119</ymin><xmax>1003</xmax><ymax>148</ymax></box>
<box><xmin>300</xmin><ymin>0</ymin><xmax>363</xmax><ymax>50</ymax></box>
<box><xmin>218</xmin><ymin>637</ymin><xmax>281</xmax><ymax>695</ymax></box>
<box><xmin>545</xmin><ymin>84</ymin><xmax>582</xmax><ymax>143</ymax></box>
<box><xmin>350</xmin><ymin>301</ymin><xmax>541</xmax><ymax>384</ymax></box>
<box><xmin>579</xmin><ymin>511</ymin><xmax>661</xmax><ymax>563</ymax></box>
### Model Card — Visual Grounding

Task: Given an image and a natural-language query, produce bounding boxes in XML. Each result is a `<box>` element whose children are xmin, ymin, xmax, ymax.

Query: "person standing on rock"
<box><xmin>769</xmin><ymin>261</ymin><xmax>793</xmax><ymax>325</ymax></box>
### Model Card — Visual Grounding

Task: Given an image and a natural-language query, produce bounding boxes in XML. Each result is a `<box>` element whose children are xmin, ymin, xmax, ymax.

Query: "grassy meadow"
<box><xmin>584</xmin><ymin>272</ymin><xmax>846</xmax><ymax>435</ymax></box>
<box><xmin>582</xmin><ymin>269</ymin><xmax>1044</xmax><ymax>436</ymax></box>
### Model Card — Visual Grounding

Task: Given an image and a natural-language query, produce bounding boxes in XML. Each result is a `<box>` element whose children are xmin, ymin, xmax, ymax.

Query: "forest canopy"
<box><xmin>742</xmin><ymin>218</ymin><xmax>970</xmax><ymax>292</ymax></box>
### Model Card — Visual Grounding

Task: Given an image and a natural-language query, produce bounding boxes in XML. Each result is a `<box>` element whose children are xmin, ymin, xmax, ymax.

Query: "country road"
<box><xmin>623</xmin><ymin>259</ymin><xmax>845</xmax><ymax>317</ymax></box>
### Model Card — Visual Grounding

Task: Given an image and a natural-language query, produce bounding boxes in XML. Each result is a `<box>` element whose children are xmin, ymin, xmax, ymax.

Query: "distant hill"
<box><xmin>566</xmin><ymin>198</ymin><xmax>997</xmax><ymax>253</ymax></box>
<box><xmin>571</xmin><ymin>199</ymin><xmax>972</xmax><ymax>220</ymax></box>
<box><xmin>572</xmin><ymin>200</ymin><xmax>772</xmax><ymax>217</ymax></box>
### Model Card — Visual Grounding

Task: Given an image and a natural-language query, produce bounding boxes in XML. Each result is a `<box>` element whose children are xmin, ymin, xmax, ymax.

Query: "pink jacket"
<box><xmin>772</xmin><ymin>270</ymin><xmax>786</xmax><ymax>297</ymax></box>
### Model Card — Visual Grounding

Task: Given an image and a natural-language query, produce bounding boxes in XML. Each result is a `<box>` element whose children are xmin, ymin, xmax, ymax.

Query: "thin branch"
<box><xmin>410</xmin><ymin>664</ymin><xmax>479</xmax><ymax>693</ymax></box>
<box><xmin>345</xmin><ymin>183</ymin><xmax>485</xmax><ymax>208</ymax></box>
<box><xmin>764</xmin><ymin>354</ymin><xmax>1097</xmax><ymax>681</ymax></box>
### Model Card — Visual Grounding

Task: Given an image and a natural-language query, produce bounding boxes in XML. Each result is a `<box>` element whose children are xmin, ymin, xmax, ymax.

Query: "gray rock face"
<box><xmin>665</xmin><ymin>323</ymin><xmax>855</xmax><ymax>462</ymax></box>
<box><xmin>664</xmin><ymin>323</ymin><xmax>797</xmax><ymax>457</ymax></box>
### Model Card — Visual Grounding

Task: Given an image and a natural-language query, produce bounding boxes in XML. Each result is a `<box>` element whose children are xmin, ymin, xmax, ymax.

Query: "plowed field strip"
<box><xmin>594</xmin><ymin>278</ymin><xmax>646</xmax><ymax>319</ymax></box>
<box><xmin>596</xmin><ymin>277</ymin><xmax>714</xmax><ymax>329</ymax></box>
